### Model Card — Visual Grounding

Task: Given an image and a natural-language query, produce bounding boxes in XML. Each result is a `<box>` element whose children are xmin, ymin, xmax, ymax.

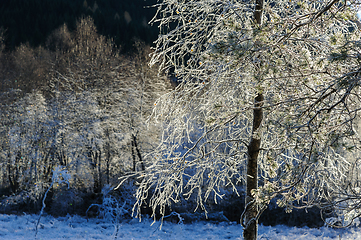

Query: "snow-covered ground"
<box><xmin>0</xmin><ymin>213</ymin><xmax>360</xmax><ymax>240</ymax></box>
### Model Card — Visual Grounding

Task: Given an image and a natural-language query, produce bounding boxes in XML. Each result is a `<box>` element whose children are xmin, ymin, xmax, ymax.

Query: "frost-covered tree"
<box><xmin>0</xmin><ymin>15</ymin><xmax>173</xmax><ymax>215</ymax></box>
<box><xmin>129</xmin><ymin>0</ymin><xmax>361</xmax><ymax>239</ymax></box>
<box><xmin>48</xmin><ymin>17</ymin><xmax>118</xmax><ymax>92</ymax></box>
<box><xmin>95</xmin><ymin>42</ymin><xmax>172</xmax><ymax>179</ymax></box>
<box><xmin>310</xmin><ymin>34</ymin><xmax>361</xmax><ymax>228</ymax></box>
<box><xmin>45</xmin><ymin>17</ymin><xmax>172</xmax><ymax>190</ymax></box>
<box><xmin>0</xmin><ymin>89</ymin><xmax>22</xmax><ymax>190</ymax></box>
<box><xmin>5</xmin><ymin>91</ymin><xmax>54</xmax><ymax>200</ymax></box>
<box><xmin>12</xmin><ymin>44</ymin><xmax>52</xmax><ymax>93</ymax></box>
<box><xmin>54</xmin><ymin>91</ymin><xmax>103</xmax><ymax>192</ymax></box>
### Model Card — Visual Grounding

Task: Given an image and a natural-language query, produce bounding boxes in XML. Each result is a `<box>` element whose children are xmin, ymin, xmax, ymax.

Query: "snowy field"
<box><xmin>0</xmin><ymin>213</ymin><xmax>360</xmax><ymax>240</ymax></box>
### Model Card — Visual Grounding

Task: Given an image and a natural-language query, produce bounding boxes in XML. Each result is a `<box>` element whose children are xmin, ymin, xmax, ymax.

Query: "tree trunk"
<box><xmin>254</xmin><ymin>0</ymin><xmax>264</xmax><ymax>25</ymax></box>
<box><xmin>105</xmin><ymin>142</ymin><xmax>111</xmax><ymax>184</ymax></box>
<box><xmin>131</xmin><ymin>134</ymin><xmax>145</xmax><ymax>172</ymax></box>
<box><xmin>105</xmin><ymin>129</ymin><xmax>111</xmax><ymax>184</ymax></box>
<box><xmin>244</xmin><ymin>93</ymin><xmax>263</xmax><ymax>240</ymax></box>
<box><xmin>243</xmin><ymin>1</ymin><xmax>264</xmax><ymax>239</ymax></box>
<box><xmin>131</xmin><ymin>138</ymin><xmax>136</xmax><ymax>172</ymax></box>
<box><xmin>133</xmin><ymin>134</ymin><xmax>145</xmax><ymax>171</ymax></box>
<box><xmin>97</xmin><ymin>149</ymin><xmax>102</xmax><ymax>191</ymax></box>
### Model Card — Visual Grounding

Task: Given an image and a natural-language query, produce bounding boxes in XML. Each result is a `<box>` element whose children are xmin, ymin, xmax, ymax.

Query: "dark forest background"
<box><xmin>0</xmin><ymin>0</ymin><xmax>158</xmax><ymax>53</ymax></box>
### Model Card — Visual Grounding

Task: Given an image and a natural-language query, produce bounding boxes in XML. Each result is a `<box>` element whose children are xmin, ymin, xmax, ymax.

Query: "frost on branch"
<box><xmin>133</xmin><ymin>0</ymin><xmax>361</xmax><ymax>226</ymax></box>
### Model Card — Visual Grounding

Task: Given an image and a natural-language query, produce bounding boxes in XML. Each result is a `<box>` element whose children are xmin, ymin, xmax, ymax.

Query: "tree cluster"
<box><xmin>0</xmin><ymin>17</ymin><xmax>172</xmax><ymax>215</ymax></box>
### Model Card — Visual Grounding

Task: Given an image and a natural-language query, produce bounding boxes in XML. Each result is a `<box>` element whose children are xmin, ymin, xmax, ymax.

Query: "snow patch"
<box><xmin>0</xmin><ymin>213</ymin><xmax>359</xmax><ymax>239</ymax></box>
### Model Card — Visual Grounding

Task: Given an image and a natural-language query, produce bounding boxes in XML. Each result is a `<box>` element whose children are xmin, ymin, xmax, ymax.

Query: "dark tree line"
<box><xmin>0</xmin><ymin>0</ymin><xmax>158</xmax><ymax>53</ymax></box>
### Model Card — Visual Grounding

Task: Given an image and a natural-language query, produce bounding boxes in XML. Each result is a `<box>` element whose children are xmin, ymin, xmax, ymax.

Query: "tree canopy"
<box><xmin>129</xmin><ymin>0</ymin><xmax>361</xmax><ymax>239</ymax></box>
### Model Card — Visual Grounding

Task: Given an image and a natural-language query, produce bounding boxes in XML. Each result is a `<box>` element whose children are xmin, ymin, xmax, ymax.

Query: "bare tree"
<box><xmin>12</xmin><ymin>44</ymin><xmax>52</xmax><ymax>93</ymax></box>
<box><xmin>47</xmin><ymin>17</ymin><xmax>118</xmax><ymax>93</ymax></box>
<box><xmin>127</xmin><ymin>1</ymin><xmax>361</xmax><ymax>239</ymax></box>
<box><xmin>5</xmin><ymin>91</ymin><xmax>54</xmax><ymax>202</ymax></box>
<box><xmin>97</xmin><ymin>42</ymin><xmax>172</xmax><ymax>178</ymax></box>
